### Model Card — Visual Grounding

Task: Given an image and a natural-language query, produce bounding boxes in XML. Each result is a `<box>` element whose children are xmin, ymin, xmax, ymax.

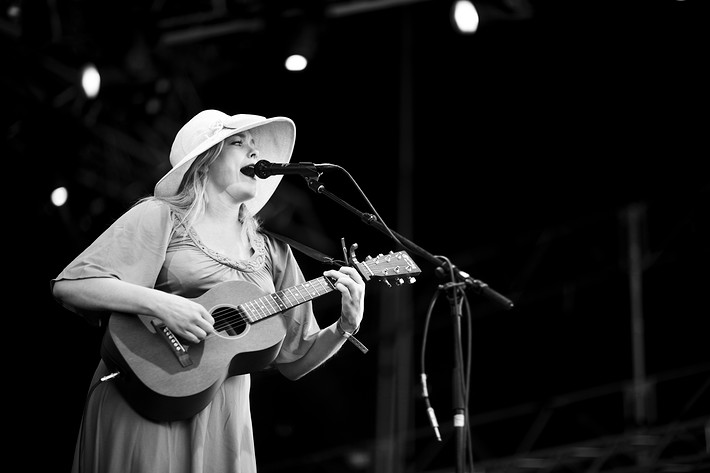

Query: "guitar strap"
<box><xmin>262</xmin><ymin>229</ymin><xmax>346</xmax><ymax>267</ymax></box>
<box><xmin>262</xmin><ymin>229</ymin><xmax>368</xmax><ymax>354</ymax></box>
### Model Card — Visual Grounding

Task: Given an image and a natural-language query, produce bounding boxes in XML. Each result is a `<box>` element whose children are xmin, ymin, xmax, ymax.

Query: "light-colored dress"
<box><xmin>52</xmin><ymin>199</ymin><xmax>320</xmax><ymax>473</ymax></box>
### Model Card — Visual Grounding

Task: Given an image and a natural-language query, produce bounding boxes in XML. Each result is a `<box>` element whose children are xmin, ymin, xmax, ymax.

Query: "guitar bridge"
<box><xmin>151</xmin><ymin>320</ymin><xmax>193</xmax><ymax>368</ymax></box>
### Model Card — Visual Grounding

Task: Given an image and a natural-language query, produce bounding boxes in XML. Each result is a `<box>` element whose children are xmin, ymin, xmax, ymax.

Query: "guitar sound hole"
<box><xmin>213</xmin><ymin>306</ymin><xmax>248</xmax><ymax>337</ymax></box>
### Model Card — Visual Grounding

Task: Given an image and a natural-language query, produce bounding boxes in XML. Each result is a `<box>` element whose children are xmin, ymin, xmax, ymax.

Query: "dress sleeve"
<box><xmin>264</xmin><ymin>235</ymin><xmax>322</xmax><ymax>364</ymax></box>
<box><xmin>49</xmin><ymin>199</ymin><xmax>174</xmax><ymax>324</ymax></box>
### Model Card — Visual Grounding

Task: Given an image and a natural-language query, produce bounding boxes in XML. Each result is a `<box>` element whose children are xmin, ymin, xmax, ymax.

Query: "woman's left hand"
<box><xmin>324</xmin><ymin>266</ymin><xmax>365</xmax><ymax>332</ymax></box>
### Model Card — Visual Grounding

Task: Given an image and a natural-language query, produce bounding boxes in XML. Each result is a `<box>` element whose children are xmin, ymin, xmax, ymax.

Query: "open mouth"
<box><xmin>240</xmin><ymin>165</ymin><xmax>256</xmax><ymax>177</ymax></box>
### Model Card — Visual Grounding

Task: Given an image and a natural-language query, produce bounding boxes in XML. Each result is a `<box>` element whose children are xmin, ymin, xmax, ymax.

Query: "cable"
<box><xmin>326</xmin><ymin>164</ymin><xmax>405</xmax><ymax>249</ymax></box>
<box><xmin>420</xmin><ymin>289</ymin><xmax>443</xmax><ymax>441</ymax></box>
<box><xmin>462</xmin><ymin>294</ymin><xmax>475</xmax><ymax>472</ymax></box>
<box><xmin>437</xmin><ymin>254</ymin><xmax>476</xmax><ymax>472</ymax></box>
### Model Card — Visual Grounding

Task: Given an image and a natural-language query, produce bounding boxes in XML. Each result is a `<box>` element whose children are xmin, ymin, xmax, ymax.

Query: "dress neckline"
<box><xmin>184</xmin><ymin>226</ymin><xmax>267</xmax><ymax>272</ymax></box>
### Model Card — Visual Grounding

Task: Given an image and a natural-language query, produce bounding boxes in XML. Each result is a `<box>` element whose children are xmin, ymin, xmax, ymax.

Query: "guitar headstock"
<box><xmin>351</xmin><ymin>247</ymin><xmax>421</xmax><ymax>287</ymax></box>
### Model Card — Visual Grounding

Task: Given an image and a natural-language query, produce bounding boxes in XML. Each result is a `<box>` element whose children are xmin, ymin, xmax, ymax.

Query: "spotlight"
<box><xmin>80</xmin><ymin>63</ymin><xmax>101</xmax><ymax>99</ymax></box>
<box><xmin>285</xmin><ymin>54</ymin><xmax>308</xmax><ymax>72</ymax></box>
<box><xmin>282</xmin><ymin>12</ymin><xmax>320</xmax><ymax>72</ymax></box>
<box><xmin>451</xmin><ymin>0</ymin><xmax>480</xmax><ymax>34</ymax></box>
<box><xmin>51</xmin><ymin>186</ymin><xmax>68</xmax><ymax>207</ymax></box>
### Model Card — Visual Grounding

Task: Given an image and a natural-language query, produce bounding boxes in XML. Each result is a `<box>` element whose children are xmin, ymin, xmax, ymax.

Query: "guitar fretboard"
<box><xmin>239</xmin><ymin>276</ymin><xmax>335</xmax><ymax>323</ymax></box>
<box><xmin>210</xmin><ymin>251</ymin><xmax>419</xmax><ymax>333</ymax></box>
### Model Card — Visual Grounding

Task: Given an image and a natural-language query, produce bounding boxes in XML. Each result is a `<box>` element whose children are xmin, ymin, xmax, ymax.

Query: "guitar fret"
<box><xmin>248</xmin><ymin>300</ymin><xmax>266</xmax><ymax>320</ymax></box>
<box><xmin>289</xmin><ymin>287</ymin><xmax>303</xmax><ymax>303</ymax></box>
<box><xmin>280</xmin><ymin>290</ymin><xmax>293</xmax><ymax>307</ymax></box>
<box><xmin>314</xmin><ymin>278</ymin><xmax>328</xmax><ymax>295</ymax></box>
<box><xmin>272</xmin><ymin>291</ymin><xmax>289</xmax><ymax>310</ymax></box>
<box><xmin>313</xmin><ymin>279</ymin><xmax>327</xmax><ymax>296</ymax></box>
<box><xmin>239</xmin><ymin>303</ymin><xmax>257</xmax><ymax>323</ymax></box>
<box><xmin>296</xmin><ymin>284</ymin><xmax>309</xmax><ymax>300</ymax></box>
<box><xmin>322</xmin><ymin>277</ymin><xmax>335</xmax><ymax>294</ymax></box>
<box><xmin>264</xmin><ymin>294</ymin><xmax>281</xmax><ymax>312</ymax></box>
<box><xmin>241</xmin><ymin>301</ymin><xmax>253</xmax><ymax>321</ymax></box>
<box><xmin>257</xmin><ymin>296</ymin><xmax>275</xmax><ymax>316</ymax></box>
<box><xmin>259</xmin><ymin>296</ymin><xmax>272</xmax><ymax>315</ymax></box>
<box><xmin>313</xmin><ymin>281</ymin><xmax>324</xmax><ymax>296</ymax></box>
<box><xmin>265</xmin><ymin>298</ymin><xmax>277</xmax><ymax>314</ymax></box>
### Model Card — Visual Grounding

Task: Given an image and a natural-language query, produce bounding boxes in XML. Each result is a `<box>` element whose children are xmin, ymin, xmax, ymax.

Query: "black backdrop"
<box><xmin>7</xmin><ymin>0</ymin><xmax>710</xmax><ymax>471</ymax></box>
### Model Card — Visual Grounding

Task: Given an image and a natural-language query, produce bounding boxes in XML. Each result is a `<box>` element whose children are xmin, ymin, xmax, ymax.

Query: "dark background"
<box><xmin>5</xmin><ymin>0</ymin><xmax>709</xmax><ymax>471</ymax></box>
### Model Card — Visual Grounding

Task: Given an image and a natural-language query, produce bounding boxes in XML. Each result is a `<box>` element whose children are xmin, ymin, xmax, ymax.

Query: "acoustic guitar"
<box><xmin>100</xmin><ymin>247</ymin><xmax>420</xmax><ymax>422</ymax></box>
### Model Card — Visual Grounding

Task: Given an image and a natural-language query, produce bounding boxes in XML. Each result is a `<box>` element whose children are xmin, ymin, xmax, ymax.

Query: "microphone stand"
<box><xmin>304</xmin><ymin>177</ymin><xmax>514</xmax><ymax>473</ymax></box>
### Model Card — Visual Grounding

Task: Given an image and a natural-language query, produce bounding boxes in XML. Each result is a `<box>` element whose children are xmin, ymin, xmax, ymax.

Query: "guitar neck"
<box><xmin>240</xmin><ymin>276</ymin><xmax>335</xmax><ymax>323</ymax></box>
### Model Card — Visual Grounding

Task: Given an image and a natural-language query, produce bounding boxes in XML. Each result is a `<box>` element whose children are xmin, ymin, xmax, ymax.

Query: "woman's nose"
<box><xmin>249</xmin><ymin>148</ymin><xmax>259</xmax><ymax>160</ymax></box>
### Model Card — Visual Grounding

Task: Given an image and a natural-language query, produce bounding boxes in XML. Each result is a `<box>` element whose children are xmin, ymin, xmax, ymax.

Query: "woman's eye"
<box><xmin>231</xmin><ymin>139</ymin><xmax>243</xmax><ymax>146</ymax></box>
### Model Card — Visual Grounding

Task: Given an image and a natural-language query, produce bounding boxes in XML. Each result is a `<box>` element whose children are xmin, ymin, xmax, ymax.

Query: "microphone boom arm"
<box><xmin>304</xmin><ymin>177</ymin><xmax>513</xmax><ymax>309</ymax></box>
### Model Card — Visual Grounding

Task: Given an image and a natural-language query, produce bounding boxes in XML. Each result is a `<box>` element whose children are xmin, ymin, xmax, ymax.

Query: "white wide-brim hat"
<box><xmin>154</xmin><ymin>109</ymin><xmax>296</xmax><ymax>215</ymax></box>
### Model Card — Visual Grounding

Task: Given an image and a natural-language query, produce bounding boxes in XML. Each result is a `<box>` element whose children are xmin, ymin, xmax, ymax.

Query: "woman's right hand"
<box><xmin>155</xmin><ymin>293</ymin><xmax>216</xmax><ymax>344</ymax></box>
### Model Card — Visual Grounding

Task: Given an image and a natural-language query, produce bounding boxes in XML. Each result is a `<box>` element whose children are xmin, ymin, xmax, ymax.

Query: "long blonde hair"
<box><xmin>142</xmin><ymin>140</ymin><xmax>262</xmax><ymax>237</ymax></box>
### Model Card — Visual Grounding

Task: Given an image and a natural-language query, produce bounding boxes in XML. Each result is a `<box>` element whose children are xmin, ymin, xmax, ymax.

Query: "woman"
<box><xmin>51</xmin><ymin>110</ymin><xmax>366</xmax><ymax>473</ymax></box>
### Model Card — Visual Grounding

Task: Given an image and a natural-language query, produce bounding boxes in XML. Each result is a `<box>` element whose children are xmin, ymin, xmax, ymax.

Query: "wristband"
<box><xmin>336</xmin><ymin>319</ymin><xmax>368</xmax><ymax>354</ymax></box>
<box><xmin>336</xmin><ymin>318</ymin><xmax>359</xmax><ymax>337</ymax></box>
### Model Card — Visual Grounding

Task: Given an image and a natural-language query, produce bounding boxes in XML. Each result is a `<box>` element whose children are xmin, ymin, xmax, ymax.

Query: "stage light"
<box><xmin>285</xmin><ymin>54</ymin><xmax>308</xmax><ymax>72</ymax></box>
<box><xmin>451</xmin><ymin>0</ymin><xmax>533</xmax><ymax>34</ymax></box>
<box><xmin>51</xmin><ymin>186</ymin><xmax>68</xmax><ymax>207</ymax></box>
<box><xmin>451</xmin><ymin>0</ymin><xmax>480</xmax><ymax>34</ymax></box>
<box><xmin>80</xmin><ymin>63</ymin><xmax>100</xmax><ymax>99</ymax></box>
<box><xmin>282</xmin><ymin>11</ymin><xmax>320</xmax><ymax>73</ymax></box>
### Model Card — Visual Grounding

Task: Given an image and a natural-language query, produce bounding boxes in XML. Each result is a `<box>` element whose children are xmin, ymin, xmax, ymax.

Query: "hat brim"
<box><xmin>154</xmin><ymin>115</ymin><xmax>295</xmax><ymax>216</ymax></box>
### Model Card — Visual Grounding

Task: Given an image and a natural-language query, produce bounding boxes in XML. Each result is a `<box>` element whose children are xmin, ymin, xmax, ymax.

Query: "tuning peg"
<box><xmin>408</xmin><ymin>277</ymin><xmax>417</xmax><ymax>284</ymax></box>
<box><xmin>366</xmin><ymin>255</ymin><xmax>373</xmax><ymax>261</ymax></box>
<box><xmin>394</xmin><ymin>278</ymin><xmax>405</xmax><ymax>286</ymax></box>
<box><xmin>382</xmin><ymin>279</ymin><xmax>392</xmax><ymax>288</ymax></box>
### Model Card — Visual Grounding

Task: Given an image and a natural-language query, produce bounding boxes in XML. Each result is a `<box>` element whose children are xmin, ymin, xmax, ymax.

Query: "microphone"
<box><xmin>241</xmin><ymin>160</ymin><xmax>336</xmax><ymax>179</ymax></box>
<box><xmin>459</xmin><ymin>270</ymin><xmax>514</xmax><ymax>309</ymax></box>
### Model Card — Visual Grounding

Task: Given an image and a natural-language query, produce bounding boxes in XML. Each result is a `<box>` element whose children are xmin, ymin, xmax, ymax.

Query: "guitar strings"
<box><xmin>210</xmin><ymin>276</ymin><xmax>335</xmax><ymax>333</ymax></box>
<box><xmin>206</xmin><ymin>255</ymin><xmax>414</xmax><ymax>335</ymax></box>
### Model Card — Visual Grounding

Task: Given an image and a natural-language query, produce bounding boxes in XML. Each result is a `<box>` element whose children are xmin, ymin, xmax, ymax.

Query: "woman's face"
<box><xmin>207</xmin><ymin>130</ymin><xmax>259</xmax><ymax>203</ymax></box>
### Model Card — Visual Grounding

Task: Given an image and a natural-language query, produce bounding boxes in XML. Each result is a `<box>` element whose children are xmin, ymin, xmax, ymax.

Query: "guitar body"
<box><xmin>101</xmin><ymin>280</ymin><xmax>288</xmax><ymax>422</ymax></box>
<box><xmin>98</xmin><ymin>248</ymin><xmax>420</xmax><ymax>422</ymax></box>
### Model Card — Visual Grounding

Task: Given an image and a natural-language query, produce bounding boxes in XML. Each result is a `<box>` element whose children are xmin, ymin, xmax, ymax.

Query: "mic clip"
<box><xmin>306</xmin><ymin>176</ymin><xmax>324</xmax><ymax>193</ymax></box>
